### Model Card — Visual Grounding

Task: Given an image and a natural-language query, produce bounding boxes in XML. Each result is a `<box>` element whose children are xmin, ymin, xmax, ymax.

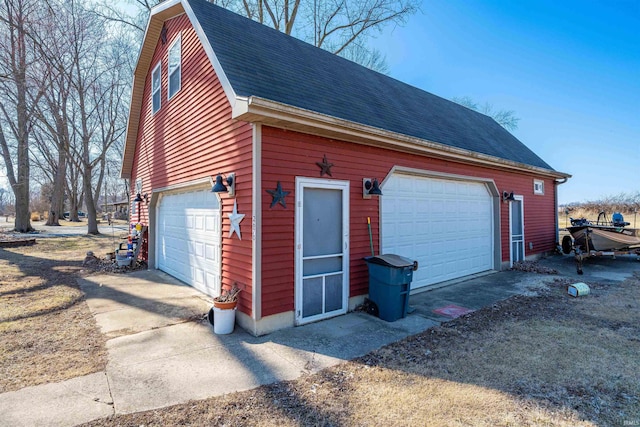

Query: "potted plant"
<box><xmin>209</xmin><ymin>284</ymin><xmax>241</xmax><ymax>334</ymax></box>
<box><xmin>213</xmin><ymin>284</ymin><xmax>241</xmax><ymax>309</ymax></box>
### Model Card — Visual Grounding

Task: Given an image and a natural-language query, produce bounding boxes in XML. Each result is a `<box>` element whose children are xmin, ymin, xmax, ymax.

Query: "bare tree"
<box><xmin>62</xmin><ymin>0</ymin><xmax>131</xmax><ymax>234</ymax></box>
<box><xmin>65</xmin><ymin>150</ymin><xmax>84</xmax><ymax>221</ymax></box>
<box><xmin>91</xmin><ymin>0</ymin><xmax>150</xmax><ymax>32</ymax></box>
<box><xmin>31</xmin><ymin>2</ymin><xmax>77</xmax><ymax>226</ymax></box>
<box><xmin>0</xmin><ymin>186</ymin><xmax>14</xmax><ymax>215</ymax></box>
<box><xmin>28</xmin><ymin>0</ymin><xmax>132</xmax><ymax>232</ymax></box>
<box><xmin>452</xmin><ymin>96</ymin><xmax>520</xmax><ymax>131</ymax></box>
<box><xmin>339</xmin><ymin>41</ymin><xmax>388</xmax><ymax>74</ymax></box>
<box><xmin>0</xmin><ymin>0</ymin><xmax>50</xmax><ymax>232</ymax></box>
<box><xmin>99</xmin><ymin>0</ymin><xmax>419</xmax><ymax>72</ymax></box>
<box><xmin>304</xmin><ymin>0</ymin><xmax>417</xmax><ymax>58</ymax></box>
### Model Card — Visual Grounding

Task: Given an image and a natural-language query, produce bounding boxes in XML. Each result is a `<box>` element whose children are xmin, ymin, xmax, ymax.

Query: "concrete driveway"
<box><xmin>82</xmin><ymin>270</ymin><xmax>437</xmax><ymax>415</ymax></box>
<box><xmin>0</xmin><ymin>252</ymin><xmax>638</xmax><ymax>426</ymax></box>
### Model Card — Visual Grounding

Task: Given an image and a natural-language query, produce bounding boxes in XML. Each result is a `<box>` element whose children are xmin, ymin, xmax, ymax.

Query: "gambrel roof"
<box><xmin>122</xmin><ymin>0</ymin><xmax>569</xmax><ymax>180</ymax></box>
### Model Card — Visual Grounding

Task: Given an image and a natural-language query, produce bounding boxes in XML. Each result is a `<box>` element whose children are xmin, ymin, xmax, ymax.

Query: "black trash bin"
<box><xmin>364</xmin><ymin>254</ymin><xmax>417</xmax><ymax>322</ymax></box>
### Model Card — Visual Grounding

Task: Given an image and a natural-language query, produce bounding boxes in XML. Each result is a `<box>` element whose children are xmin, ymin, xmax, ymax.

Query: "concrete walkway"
<box><xmin>1</xmin><ymin>254</ymin><xmax>638</xmax><ymax>426</ymax></box>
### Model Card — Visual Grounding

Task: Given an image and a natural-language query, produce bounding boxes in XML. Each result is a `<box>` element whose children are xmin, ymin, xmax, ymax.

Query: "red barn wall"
<box><xmin>261</xmin><ymin>127</ymin><xmax>557</xmax><ymax>317</ymax></box>
<box><xmin>129</xmin><ymin>14</ymin><xmax>254</xmax><ymax>314</ymax></box>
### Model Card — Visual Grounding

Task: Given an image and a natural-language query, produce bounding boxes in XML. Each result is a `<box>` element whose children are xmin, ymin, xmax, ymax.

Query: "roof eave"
<box><xmin>233</xmin><ymin>97</ymin><xmax>571</xmax><ymax>180</ymax></box>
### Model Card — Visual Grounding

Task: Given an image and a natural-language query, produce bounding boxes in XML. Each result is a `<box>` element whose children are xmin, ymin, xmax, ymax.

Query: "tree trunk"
<box><xmin>83</xmin><ymin>170</ymin><xmax>99</xmax><ymax>235</ymax></box>
<box><xmin>12</xmin><ymin>94</ymin><xmax>32</xmax><ymax>232</ymax></box>
<box><xmin>6</xmin><ymin>0</ymin><xmax>33</xmax><ymax>233</ymax></box>
<box><xmin>45</xmin><ymin>152</ymin><xmax>66</xmax><ymax>226</ymax></box>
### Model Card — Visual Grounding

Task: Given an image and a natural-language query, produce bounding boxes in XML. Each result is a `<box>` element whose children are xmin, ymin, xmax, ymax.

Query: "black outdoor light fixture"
<box><xmin>212</xmin><ymin>173</ymin><xmax>236</xmax><ymax>197</ymax></box>
<box><xmin>133</xmin><ymin>192</ymin><xmax>149</xmax><ymax>204</ymax></box>
<box><xmin>133</xmin><ymin>192</ymin><xmax>144</xmax><ymax>222</ymax></box>
<box><xmin>363</xmin><ymin>178</ymin><xmax>383</xmax><ymax>199</ymax></box>
<box><xmin>502</xmin><ymin>191</ymin><xmax>516</xmax><ymax>202</ymax></box>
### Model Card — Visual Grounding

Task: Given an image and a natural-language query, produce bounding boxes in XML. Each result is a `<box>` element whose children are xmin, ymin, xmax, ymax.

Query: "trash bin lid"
<box><xmin>364</xmin><ymin>254</ymin><xmax>414</xmax><ymax>268</ymax></box>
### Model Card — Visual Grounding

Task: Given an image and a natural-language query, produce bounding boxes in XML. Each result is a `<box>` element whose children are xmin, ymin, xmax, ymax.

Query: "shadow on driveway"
<box><xmin>80</xmin><ymin>253</ymin><xmax>640</xmax><ymax>417</ymax></box>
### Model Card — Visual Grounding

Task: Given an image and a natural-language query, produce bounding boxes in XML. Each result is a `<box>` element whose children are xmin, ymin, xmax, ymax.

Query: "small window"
<box><xmin>151</xmin><ymin>62</ymin><xmax>161</xmax><ymax>113</ymax></box>
<box><xmin>534</xmin><ymin>179</ymin><xmax>544</xmax><ymax>195</ymax></box>
<box><xmin>168</xmin><ymin>34</ymin><xmax>181</xmax><ymax>99</ymax></box>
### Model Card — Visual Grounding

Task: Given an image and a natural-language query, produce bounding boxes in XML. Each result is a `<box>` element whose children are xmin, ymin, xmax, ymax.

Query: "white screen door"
<box><xmin>510</xmin><ymin>196</ymin><xmax>524</xmax><ymax>266</ymax></box>
<box><xmin>295</xmin><ymin>178</ymin><xmax>349</xmax><ymax>325</ymax></box>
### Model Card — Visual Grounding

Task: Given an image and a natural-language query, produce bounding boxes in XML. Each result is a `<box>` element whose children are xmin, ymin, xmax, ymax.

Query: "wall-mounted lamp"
<box><xmin>133</xmin><ymin>192</ymin><xmax>144</xmax><ymax>222</ymax></box>
<box><xmin>502</xmin><ymin>191</ymin><xmax>515</xmax><ymax>202</ymax></box>
<box><xmin>363</xmin><ymin>178</ymin><xmax>383</xmax><ymax>199</ymax></box>
<box><xmin>212</xmin><ymin>173</ymin><xmax>235</xmax><ymax>197</ymax></box>
<box><xmin>134</xmin><ymin>193</ymin><xmax>150</xmax><ymax>204</ymax></box>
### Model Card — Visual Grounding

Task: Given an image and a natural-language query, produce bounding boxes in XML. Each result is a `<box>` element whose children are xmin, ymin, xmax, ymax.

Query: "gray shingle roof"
<box><xmin>189</xmin><ymin>0</ymin><xmax>554</xmax><ymax>171</ymax></box>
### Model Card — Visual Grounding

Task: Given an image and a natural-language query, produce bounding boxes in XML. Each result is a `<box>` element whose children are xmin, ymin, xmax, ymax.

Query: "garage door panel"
<box><xmin>157</xmin><ymin>189</ymin><xmax>221</xmax><ymax>297</ymax></box>
<box><xmin>193</xmin><ymin>268</ymin><xmax>205</xmax><ymax>287</ymax></box>
<box><xmin>382</xmin><ymin>174</ymin><xmax>494</xmax><ymax>290</ymax></box>
<box><xmin>205</xmin><ymin>216</ymin><xmax>218</xmax><ymax>233</ymax></box>
<box><xmin>194</xmin><ymin>214</ymin><xmax>205</xmax><ymax>231</ymax></box>
<box><xmin>194</xmin><ymin>241</ymin><xmax>204</xmax><ymax>258</ymax></box>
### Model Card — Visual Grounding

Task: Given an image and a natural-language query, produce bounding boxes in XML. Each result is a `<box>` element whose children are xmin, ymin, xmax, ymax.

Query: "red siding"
<box><xmin>261</xmin><ymin>127</ymin><xmax>557</xmax><ymax>316</ymax></box>
<box><xmin>130</xmin><ymin>15</ymin><xmax>254</xmax><ymax>315</ymax></box>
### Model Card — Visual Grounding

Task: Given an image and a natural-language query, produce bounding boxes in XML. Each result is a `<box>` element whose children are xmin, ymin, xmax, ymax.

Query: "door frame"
<box><xmin>294</xmin><ymin>177</ymin><xmax>350</xmax><ymax>325</ymax></box>
<box><xmin>509</xmin><ymin>195</ymin><xmax>525</xmax><ymax>267</ymax></box>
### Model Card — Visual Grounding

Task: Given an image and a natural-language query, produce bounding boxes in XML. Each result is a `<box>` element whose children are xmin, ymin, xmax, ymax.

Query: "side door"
<box><xmin>295</xmin><ymin>178</ymin><xmax>349</xmax><ymax>325</ymax></box>
<box><xmin>509</xmin><ymin>195</ymin><xmax>525</xmax><ymax>266</ymax></box>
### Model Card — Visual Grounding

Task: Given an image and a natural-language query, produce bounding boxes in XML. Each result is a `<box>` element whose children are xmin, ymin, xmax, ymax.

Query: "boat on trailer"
<box><xmin>561</xmin><ymin>212</ymin><xmax>640</xmax><ymax>274</ymax></box>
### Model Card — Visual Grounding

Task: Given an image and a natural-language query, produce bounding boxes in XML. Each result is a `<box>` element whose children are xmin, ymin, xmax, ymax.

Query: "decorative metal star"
<box><xmin>228</xmin><ymin>199</ymin><xmax>245</xmax><ymax>240</ymax></box>
<box><xmin>160</xmin><ymin>24</ymin><xmax>168</xmax><ymax>45</ymax></box>
<box><xmin>316</xmin><ymin>154</ymin><xmax>334</xmax><ymax>177</ymax></box>
<box><xmin>267</xmin><ymin>181</ymin><xmax>290</xmax><ymax>208</ymax></box>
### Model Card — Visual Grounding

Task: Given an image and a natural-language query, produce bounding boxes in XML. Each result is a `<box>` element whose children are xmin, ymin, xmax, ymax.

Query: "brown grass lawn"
<box><xmin>2</xmin><ymin>234</ymin><xmax>639</xmax><ymax>426</ymax></box>
<box><xmin>0</xmin><ymin>235</ymin><xmax>112</xmax><ymax>392</ymax></box>
<box><xmin>82</xmin><ymin>276</ymin><xmax>640</xmax><ymax>426</ymax></box>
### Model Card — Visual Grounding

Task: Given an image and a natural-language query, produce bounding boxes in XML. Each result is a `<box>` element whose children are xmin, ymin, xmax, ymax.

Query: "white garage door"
<box><xmin>156</xmin><ymin>189</ymin><xmax>221</xmax><ymax>297</ymax></box>
<box><xmin>381</xmin><ymin>174</ymin><xmax>494</xmax><ymax>290</ymax></box>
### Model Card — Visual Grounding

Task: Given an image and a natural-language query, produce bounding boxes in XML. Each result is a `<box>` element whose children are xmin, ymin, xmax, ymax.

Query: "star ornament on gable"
<box><xmin>267</xmin><ymin>181</ymin><xmax>290</xmax><ymax>208</ymax></box>
<box><xmin>228</xmin><ymin>199</ymin><xmax>245</xmax><ymax>240</ymax></box>
<box><xmin>316</xmin><ymin>154</ymin><xmax>334</xmax><ymax>177</ymax></box>
<box><xmin>160</xmin><ymin>24</ymin><xmax>168</xmax><ymax>45</ymax></box>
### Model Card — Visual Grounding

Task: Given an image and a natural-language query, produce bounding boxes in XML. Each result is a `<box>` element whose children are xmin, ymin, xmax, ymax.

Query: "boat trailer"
<box><xmin>573</xmin><ymin>247</ymin><xmax>640</xmax><ymax>275</ymax></box>
<box><xmin>562</xmin><ymin>234</ymin><xmax>640</xmax><ymax>274</ymax></box>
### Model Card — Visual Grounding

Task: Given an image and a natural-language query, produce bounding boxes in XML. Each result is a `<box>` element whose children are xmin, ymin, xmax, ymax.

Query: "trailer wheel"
<box><xmin>362</xmin><ymin>298</ymin><xmax>379</xmax><ymax>317</ymax></box>
<box><xmin>561</xmin><ymin>235</ymin><xmax>573</xmax><ymax>254</ymax></box>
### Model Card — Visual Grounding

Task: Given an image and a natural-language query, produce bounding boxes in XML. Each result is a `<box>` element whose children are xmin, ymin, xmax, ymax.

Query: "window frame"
<box><xmin>533</xmin><ymin>179</ymin><xmax>544</xmax><ymax>195</ymax></box>
<box><xmin>151</xmin><ymin>62</ymin><xmax>161</xmax><ymax>114</ymax></box>
<box><xmin>167</xmin><ymin>34</ymin><xmax>182</xmax><ymax>100</ymax></box>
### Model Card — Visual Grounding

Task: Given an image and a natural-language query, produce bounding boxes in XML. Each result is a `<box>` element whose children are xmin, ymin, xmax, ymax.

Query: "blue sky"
<box><xmin>371</xmin><ymin>0</ymin><xmax>639</xmax><ymax>205</ymax></box>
